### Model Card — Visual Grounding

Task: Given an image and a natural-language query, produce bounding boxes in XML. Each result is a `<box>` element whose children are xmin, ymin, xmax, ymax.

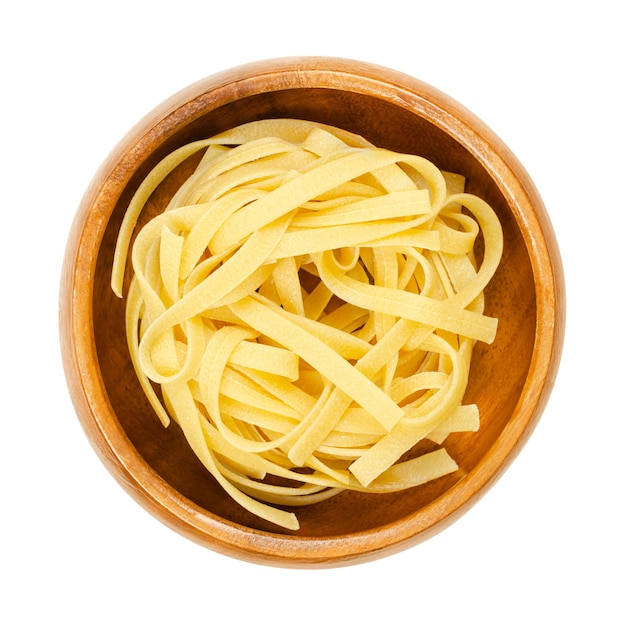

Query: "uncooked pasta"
<box><xmin>112</xmin><ymin>119</ymin><xmax>503</xmax><ymax>530</ymax></box>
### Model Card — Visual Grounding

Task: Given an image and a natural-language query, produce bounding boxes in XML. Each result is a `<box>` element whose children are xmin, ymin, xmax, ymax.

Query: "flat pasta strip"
<box><xmin>112</xmin><ymin>119</ymin><xmax>503</xmax><ymax>530</ymax></box>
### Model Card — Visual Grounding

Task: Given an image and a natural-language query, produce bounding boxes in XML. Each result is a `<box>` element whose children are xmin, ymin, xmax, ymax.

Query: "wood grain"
<box><xmin>59</xmin><ymin>57</ymin><xmax>565</xmax><ymax>567</ymax></box>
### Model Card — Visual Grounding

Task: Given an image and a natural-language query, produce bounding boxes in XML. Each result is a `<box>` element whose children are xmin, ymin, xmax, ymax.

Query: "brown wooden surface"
<box><xmin>59</xmin><ymin>56</ymin><xmax>565</xmax><ymax>567</ymax></box>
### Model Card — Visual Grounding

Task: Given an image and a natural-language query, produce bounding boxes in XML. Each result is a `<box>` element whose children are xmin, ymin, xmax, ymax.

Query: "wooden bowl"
<box><xmin>60</xmin><ymin>57</ymin><xmax>565</xmax><ymax>567</ymax></box>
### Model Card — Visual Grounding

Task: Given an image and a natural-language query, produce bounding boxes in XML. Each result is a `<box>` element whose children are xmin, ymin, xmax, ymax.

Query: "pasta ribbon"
<box><xmin>112</xmin><ymin>119</ymin><xmax>503</xmax><ymax>530</ymax></box>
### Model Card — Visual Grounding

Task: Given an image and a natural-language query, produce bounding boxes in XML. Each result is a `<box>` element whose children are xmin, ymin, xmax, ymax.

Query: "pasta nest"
<box><xmin>111</xmin><ymin>119</ymin><xmax>503</xmax><ymax>530</ymax></box>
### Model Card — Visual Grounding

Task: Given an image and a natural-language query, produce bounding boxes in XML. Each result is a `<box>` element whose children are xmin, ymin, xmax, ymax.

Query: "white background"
<box><xmin>2</xmin><ymin>1</ymin><xmax>624</xmax><ymax>623</ymax></box>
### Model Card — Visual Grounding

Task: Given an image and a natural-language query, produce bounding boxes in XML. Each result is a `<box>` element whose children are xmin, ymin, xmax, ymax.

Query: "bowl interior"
<box><xmin>91</xmin><ymin>85</ymin><xmax>536</xmax><ymax>538</ymax></box>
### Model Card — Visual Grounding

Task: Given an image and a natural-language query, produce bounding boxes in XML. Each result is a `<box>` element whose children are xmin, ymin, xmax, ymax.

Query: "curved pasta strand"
<box><xmin>136</xmin><ymin>213</ymin><xmax>293</xmax><ymax>384</ymax></box>
<box><xmin>112</xmin><ymin>138</ymin><xmax>214</xmax><ymax>296</ymax></box>
<box><xmin>163</xmin><ymin>380</ymin><xmax>299</xmax><ymax>530</ymax></box>
<box><xmin>229</xmin><ymin>295</ymin><xmax>405</xmax><ymax>430</ymax></box>
<box><xmin>316</xmin><ymin>249</ymin><xmax>498</xmax><ymax>344</ymax></box>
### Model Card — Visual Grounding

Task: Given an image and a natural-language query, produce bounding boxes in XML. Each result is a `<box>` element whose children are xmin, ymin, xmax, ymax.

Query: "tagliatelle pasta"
<box><xmin>112</xmin><ymin>118</ymin><xmax>503</xmax><ymax>530</ymax></box>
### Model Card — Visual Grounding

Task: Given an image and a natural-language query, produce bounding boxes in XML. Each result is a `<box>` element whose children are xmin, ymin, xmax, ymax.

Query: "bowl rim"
<box><xmin>60</xmin><ymin>56</ymin><xmax>565</xmax><ymax>567</ymax></box>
